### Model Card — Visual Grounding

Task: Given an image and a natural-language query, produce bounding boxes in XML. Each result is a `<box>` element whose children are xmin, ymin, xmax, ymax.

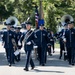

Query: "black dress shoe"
<box><xmin>42</xmin><ymin>64</ymin><xmax>45</xmax><ymax>66</ymax></box>
<box><xmin>53</xmin><ymin>51</ymin><xmax>55</xmax><ymax>53</ymax></box>
<box><xmin>72</xmin><ymin>63</ymin><xmax>74</xmax><ymax>66</ymax></box>
<box><xmin>9</xmin><ymin>63</ymin><xmax>11</xmax><ymax>67</ymax></box>
<box><xmin>23</xmin><ymin>68</ymin><xmax>29</xmax><ymax>71</ymax></box>
<box><xmin>31</xmin><ymin>66</ymin><xmax>35</xmax><ymax>70</ymax></box>
<box><xmin>49</xmin><ymin>54</ymin><xmax>52</xmax><ymax>56</ymax></box>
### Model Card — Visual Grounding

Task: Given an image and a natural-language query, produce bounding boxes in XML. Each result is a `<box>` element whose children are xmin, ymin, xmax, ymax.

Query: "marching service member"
<box><xmin>64</xmin><ymin>21</ymin><xmax>75</xmax><ymax>65</ymax></box>
<box><xmin>34</xmin><ymin>24</ymin><xmax>50</xmax><ymax>66</ymax></box>
<box><xmin>2</xmin><ymin>23</ymin><xmax>15</xmax><ymax>66</ymax></box>
<box><xmin>18</xmin><ymin>22</ymin><xmax>35</xmax><ymax>71</ymax></box>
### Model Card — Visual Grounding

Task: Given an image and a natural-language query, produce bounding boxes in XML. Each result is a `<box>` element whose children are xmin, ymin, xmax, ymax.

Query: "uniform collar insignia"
<box><xmin>72</xmin><ymin>32</ymin><xmax>74</xmax><ymax>34</ymax></box>
<box><xmin>43</xmin><ymin>34</ymin><xmax>45</xmax><ymax>36</ymax></box>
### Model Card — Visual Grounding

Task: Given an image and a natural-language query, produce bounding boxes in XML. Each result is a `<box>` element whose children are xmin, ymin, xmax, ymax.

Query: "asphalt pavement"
<box><xmin>0</xmin><ymin>41</ymin><xmax>75</xmax><ymax>75</ymax></box>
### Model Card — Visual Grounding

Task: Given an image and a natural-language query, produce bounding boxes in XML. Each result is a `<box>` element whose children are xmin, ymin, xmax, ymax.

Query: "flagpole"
<box><xmin>35</xmin><ymin>5</ymin><xmax>39</xmax><ymax>29</ymax></box>
<box><xmin>39</xmin><ymin>0</ymin><xmax>43</xmax><ymax>19</ymax></box>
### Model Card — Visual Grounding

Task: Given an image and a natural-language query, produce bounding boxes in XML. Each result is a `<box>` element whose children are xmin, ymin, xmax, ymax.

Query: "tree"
<box><xmin>45</xmin><ymin>3</ymin><xmax>57</xmax><ymax>33</ymax></box>
<box><xmin>0</xmin><ymin>0</ymin><xmax>14</xmax><ymax>21</ymax></box>
<box><xmin>0</xmin><ymin>0</ymin><xmax>75</xmax><ymax>29</ymax></box>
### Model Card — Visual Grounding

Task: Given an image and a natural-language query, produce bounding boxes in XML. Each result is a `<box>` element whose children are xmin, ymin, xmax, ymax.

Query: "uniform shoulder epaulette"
<box><xmin>4</xmin><ymin>30</ymin><xmax>7</xmax><ymax>32</ymax></box>
<box><xmin>2</xmin><ymin>31</ymin><xmax>7</xmax><ymax>35</ymax></box>
<box><xmin>43</xmin><ymin>29</ymin><xmax>47</xmax><ymax>32</ymax></box>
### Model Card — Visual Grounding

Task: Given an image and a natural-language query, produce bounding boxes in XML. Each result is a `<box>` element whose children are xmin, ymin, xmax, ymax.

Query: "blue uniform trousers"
<box><xmin>37</xmin><ymin>47</ymin><xmax>47</xmax><ymax>65</ymax></box>
<box><xmin>67</xmin><ymin>47</ymin><xmax>75</xmax><ymax>64</ymax></box>
<box><xmin>5</xmin><ymin>48</ymin><xmax>14</xmax><ymax>64</ymax></box>
<box><xmin>25</xmin><ymin>50</ymin><xmax>34</xmax><ymax>68</ymax></box>
<box><xmin>59</xmin><ymin>40</ymin><xmax>65</xmax><ymax>58</ymax></box>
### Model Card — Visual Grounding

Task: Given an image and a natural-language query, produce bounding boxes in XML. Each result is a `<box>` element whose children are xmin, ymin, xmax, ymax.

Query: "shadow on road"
<box><xmin>0</xmin><ymin>51</ymin><xmax>71</xmax><ymax>68</ymax></box>
<box><xmin>0</xmin><ymin>52</ymin><xmax>8</xmax><ymax>66</ymax></box>
<box><xmin>34</xmin><ymin>69</ymin><xmax>64</xmax><ymax>73</ymax></box>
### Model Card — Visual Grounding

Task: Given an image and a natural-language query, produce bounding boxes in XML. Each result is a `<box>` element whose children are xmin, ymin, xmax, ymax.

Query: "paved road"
<box><xmin>0</xmin><ymin>41</ymin><xmax>75</xmax><ymax>75</ymax></box>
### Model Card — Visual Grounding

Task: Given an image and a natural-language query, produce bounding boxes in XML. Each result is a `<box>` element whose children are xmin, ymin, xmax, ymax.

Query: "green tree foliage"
<box><xmin>43</xmin><ymin>0</ymin><xmax>75</xmax><ymax>32</ymax></box>
<box><xmin>0</xmin><ymin>0</ymin><xmax>14</xmax><ymax>21</ymax></box>
<box><xmin>45</xmin><ymin>3</ymin><xmax>57</xmax><ymax>33</ymax></box>
<box><xmin>0</xmin><ymin>0</ymin><xmax>35</xmax><ymax>23</ymax></box>
<box><xmin>13</xmin><ymin>0</ymin><xmax>35</xmax><ymax>22</ymax></box>
<box><xmin>0</xmin><ymin>0</ymin><xmax>75</xmax><ymax>32</ymax></box>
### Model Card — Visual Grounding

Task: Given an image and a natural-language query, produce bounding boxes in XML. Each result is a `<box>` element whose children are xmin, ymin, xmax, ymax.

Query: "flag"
<box><xmin>35</xmin><ymin>6</ymin><xmax>39</xmax><ymax>29</ymax></box>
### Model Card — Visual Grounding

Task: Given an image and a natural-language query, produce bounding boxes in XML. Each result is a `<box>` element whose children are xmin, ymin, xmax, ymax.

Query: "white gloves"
<box><xmin>26</xmin><ymin>41</ymin><xmax>31</xmax><ymax>45</ymax></box>
<box><xmin>63</xmin><ymin>38</ymin><xmax>66</xmax><ymax>42</ymax></box>
<box><xmin>18</xmin><ymin>41</ymin><xmax>21</xmax><ymax>46</ymax></box>
<box><xmin>33</xmin><ymin>46</ymin><xmax>38</xmax><ymax>49</ymax></box>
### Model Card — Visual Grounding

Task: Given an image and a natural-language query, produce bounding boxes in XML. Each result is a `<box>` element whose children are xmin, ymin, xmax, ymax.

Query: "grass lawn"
<box><xmin>55</xmin><ymin>42</ymin><xmax>60</xmax><ymax>48</ymax></box>
<box><xmin>0</xmin><ymin>24</ymin><xmax>6</xmax><ymax>30</ymax></box>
